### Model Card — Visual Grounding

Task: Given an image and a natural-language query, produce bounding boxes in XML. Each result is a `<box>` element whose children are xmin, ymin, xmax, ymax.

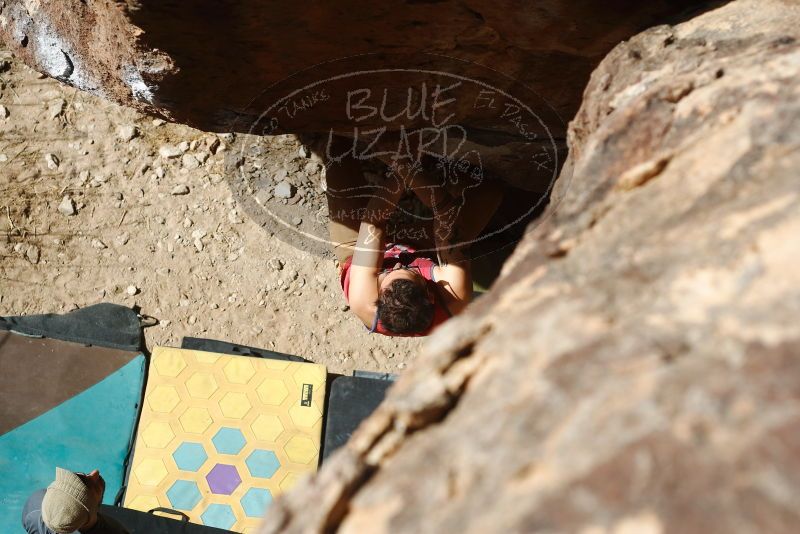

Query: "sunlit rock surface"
<box><xmin>258</xmin><ymin>1</ymin><xmax>800</xmax><ymax>532</ymax></box>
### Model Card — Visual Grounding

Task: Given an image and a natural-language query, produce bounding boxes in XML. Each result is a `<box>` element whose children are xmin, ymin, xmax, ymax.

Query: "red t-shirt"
<box><xmin>340</xmin><ymin>244</ymin><xmax>452</xmax><ymax>336</ymax></box>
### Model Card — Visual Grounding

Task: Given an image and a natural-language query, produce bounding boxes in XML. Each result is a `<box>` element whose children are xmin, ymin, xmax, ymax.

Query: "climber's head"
<box><xmin>376</xmin><ymin>264</ymin><xmax>434</xmax><ymax>334</ymax></box>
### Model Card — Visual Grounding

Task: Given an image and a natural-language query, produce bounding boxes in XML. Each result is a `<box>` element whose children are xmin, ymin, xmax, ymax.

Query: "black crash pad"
<box><xmin>322</xmin><ymin>376</ymin><xmax>392</xmax><ymax>460</ymax></box>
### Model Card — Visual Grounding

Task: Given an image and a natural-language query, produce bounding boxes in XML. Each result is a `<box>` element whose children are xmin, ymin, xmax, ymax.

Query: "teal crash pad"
<box><xmin>0</xmin><ymin>332</ymin><xmax>145</xmax><ymax>534</ymax></box>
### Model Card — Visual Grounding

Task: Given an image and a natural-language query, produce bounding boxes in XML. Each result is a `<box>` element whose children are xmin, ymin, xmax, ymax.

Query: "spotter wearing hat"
<box><xmin>41</xmin><ymin>468</ymin><xmax>95</xmax><ymax>533</ymax></box>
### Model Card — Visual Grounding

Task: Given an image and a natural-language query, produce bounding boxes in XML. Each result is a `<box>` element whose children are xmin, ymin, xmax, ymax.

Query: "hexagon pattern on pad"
<box><xmin>173</xmin><ymin>442</ymin><xmax>208</xmax><ymax>472</ymax></box>
<box><xmin>241</xmin><ymin>488</ymin><xmax>273</xmax><ymax>517</ymax></box>
<box><xmin>212</xmin><ymin>427</ymin><xmax>246</xmax><ymax>455</ymax></box>
<box><xmin>124</xmin><ymin>346</ymin><xmax>327</xmax><ymax>531</ymax></box>
<box><xmin>207</xmin><ymin>464</ymin><xmax>242</xmax><ymax>495</ymax></box>
<box><xmin>167</xmin><ymin>480</ymin><xmax>202</xmax><ymax>510</ymax></box>
<box><xmin>246</xmin><ymin>449</ymin><xmax>280</xmax><ymax>478</ymax></box>
<box><xmin>202</xmin><ymin>503</ymin><xmax>237</xmax><ymax>529</ymax></box>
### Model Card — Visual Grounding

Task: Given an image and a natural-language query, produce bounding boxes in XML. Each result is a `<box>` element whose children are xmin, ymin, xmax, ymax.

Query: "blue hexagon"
<box><xmin>172</xmin><ymin>441</ymin><xmax>208</xmax><ymax>472</ymax></box>
<box><xmin>201</xmin><ymin>503</ymin><xmax>236</xmax><ymax>529</ymax></box>
<box><xmin>211</xmin><ymin>427</ymin><xmax>246</xmax><ymax>455</ymax></box>
<box><xmin>166</xmin><ymin>480</ymin><xmax>202</xmax><ymax>511</ymax></box>
<box><xmin>246</xmin><ymin>449</ymin><xmax>280</xmax><ymax>479</ymax></box>
<box><xmin>240</xmin><ymin>487</ymin><xmax>273</xmax><ymax>518</ymax></box>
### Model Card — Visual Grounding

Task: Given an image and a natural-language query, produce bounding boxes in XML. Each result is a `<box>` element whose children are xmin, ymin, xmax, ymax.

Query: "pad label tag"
<box><xmin>301</xmin><ymin>384</ymin><xmax>313</xmax><ymax>407</ymax></box>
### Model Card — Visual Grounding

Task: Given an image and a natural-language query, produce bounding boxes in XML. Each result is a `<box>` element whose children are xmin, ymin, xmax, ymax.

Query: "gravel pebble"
<box><xmin>117</xmin><ymin>125</ymin><xmax>139</xmax><ymax>142</ymax></box>
<box><xmin>115</xmin><ymin>233</ymin><xmax>130</xmax><ymax>246</ymax></box>
<box><xmin>57</xmin><ymin>196</ymin><xmax>77</xmax><ymax>216</ymax></box>
<box><xmin>159</xmin><ymin>144</ymin><xmax>183</xmax><ymax>158</ymax></box>
<box><xmin>91</xmin><ymin>238</ymin><xmax>107</xmax><ymax>249</ymax></box>
<box><xmin>48</xmin><ymin>99</ymin><xmax>66</xmax><ymax>120</ymax></box>
<box><xmin>181</xmin><ymin>153</ymin><xmax>200</xmax><ymax>169</ymax></box>
<box><xmin>26</xmin><ymin>244</ymin><xmax>41</xmax><ymax>264</ymax></box>
<box><xmin>44</xmin><ymin>153</ymin><xmax>59</xmax><ymax>170</ymax></box>
<box><xmin>126</xmin><ymin>285</ymin><xmax>139</xmax><ymax>296</ymax></box>
<box><xmin>228</xmin><ymin>210</ymin><xmax>243</xmax><ymax>224</ymax></box>
<box><xmin>274</xmin><ymin>181</ymin><xmax>295</xmax><ymax>199</ymax></box>
<box><xmin>171</xmin><ymin>184</ymin><xmax>190</xmax><ymax>195</ymax></box>
<box><xmin>0</xmin><ymin>105</ymin><xmax>9</xmax><ymax>119</ymax></box>
<box><xmin>89</xmin><ymin>174</ymin><xmax>110</xmax><ymax>188</ymax></box>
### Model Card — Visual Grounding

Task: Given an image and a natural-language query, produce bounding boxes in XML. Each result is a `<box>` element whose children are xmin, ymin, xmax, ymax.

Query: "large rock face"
<box><xmin>0</xmin><ymin>0</ymin><xmax>719</xmax><ymax>193</ymax></box>
<box><xmin>0</xmin><ymin>0</ymin><xmax>711</xmax><ymax>133</ymax></box>
<box><xmin>257</xmin><ymin>1</ymin><xmax>800</xmax><ymax>532</ymax></box>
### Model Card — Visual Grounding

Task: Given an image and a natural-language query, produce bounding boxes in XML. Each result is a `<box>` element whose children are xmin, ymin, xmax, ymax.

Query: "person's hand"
<box><xmin>76</xmin><ymin>469</ymin><xmax>105</xmax><ymax>531</ymax></box>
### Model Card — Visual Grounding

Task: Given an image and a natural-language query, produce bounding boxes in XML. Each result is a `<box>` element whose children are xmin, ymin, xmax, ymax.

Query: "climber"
<box><xmin>22</xmin><ymin>468</ymin><xmax>129</xmax><ymax>534</ymax></box>
<box><xmin>322</xmin><ymin>135</ymin><xmax>502</xmax><ymax>336</ymax></box>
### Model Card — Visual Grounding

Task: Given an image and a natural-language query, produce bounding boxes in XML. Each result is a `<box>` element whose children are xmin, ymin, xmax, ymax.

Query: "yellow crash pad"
<box><xmin>124</xmin><ymin>346</ymin><xmax>326</xmax><ymax>532</ymax></box>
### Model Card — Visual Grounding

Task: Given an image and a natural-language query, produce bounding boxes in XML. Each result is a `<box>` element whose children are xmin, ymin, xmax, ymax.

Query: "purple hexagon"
<box><xmin>206</xmin><ymin>463</ymin><xmax>242</xmax><ymax>495</ymax></box>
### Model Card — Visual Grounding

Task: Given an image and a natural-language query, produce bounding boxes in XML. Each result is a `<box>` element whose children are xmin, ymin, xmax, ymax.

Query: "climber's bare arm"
<box><xmin>348</xmin><ymin>187</ymin><xmax>404</xmax><ymax>327</ymax></box>
<box><xmin>433</xmin><ymin>178</ymin><xmax>504</xmax><ymax>315</ymax></box>
<box><xmin>432</xmin><ymin>226</ymin><xmax>473</xmax><ymax>316</ymax></box>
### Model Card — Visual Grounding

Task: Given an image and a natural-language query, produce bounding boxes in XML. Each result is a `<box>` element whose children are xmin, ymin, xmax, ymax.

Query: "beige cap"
<box><xmin>41</xmin><ymin>468</ymin><xmax>94</xmax><ymax>534</ymax></box>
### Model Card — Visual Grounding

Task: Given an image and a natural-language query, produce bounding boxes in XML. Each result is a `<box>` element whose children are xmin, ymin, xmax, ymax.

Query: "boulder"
<box><xmin>0</xmin><ymin>0</ymin><xmax>721</xmax><ymax>192</ymax></box>
<box><xmin>259</xmin><ymin>1</ymin><xmax>800</xmax><ymax>532</ymax></box>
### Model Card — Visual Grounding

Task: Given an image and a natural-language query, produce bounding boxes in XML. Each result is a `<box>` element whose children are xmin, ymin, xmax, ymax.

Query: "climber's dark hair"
<box><xmin>376</xmin><ymin>279</ymin><xmax>433</xmax><ymax>334</ymax></box>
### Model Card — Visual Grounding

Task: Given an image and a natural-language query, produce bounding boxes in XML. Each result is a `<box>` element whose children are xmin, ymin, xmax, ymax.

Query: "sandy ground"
<box><xmin>0</xmin><ymin>48</ymin><xmax>424</xmax><ymax>375</ymax></box>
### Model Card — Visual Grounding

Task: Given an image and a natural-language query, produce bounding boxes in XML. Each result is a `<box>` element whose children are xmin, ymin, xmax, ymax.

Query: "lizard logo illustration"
<box><xmin>226</xmin><ymin>53</ymin><xmax>564</xmax><ymax>258</ymax></box>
